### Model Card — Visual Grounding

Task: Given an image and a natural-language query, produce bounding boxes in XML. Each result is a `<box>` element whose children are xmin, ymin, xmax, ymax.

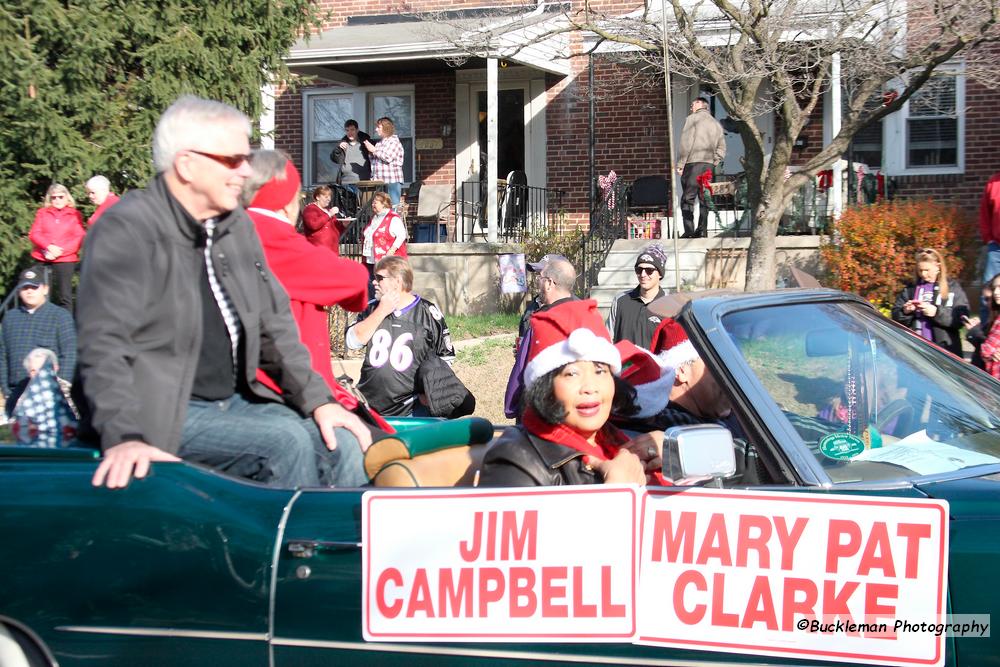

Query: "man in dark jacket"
<box><xmin>78</xmin><ymin>95</ymin><xmax>371</xmax><ymax>490</ymax></box>
<box><xmin>330</xmin><ymin>119</ymin><xmax>371</xmax><ymax>192</ymax></box>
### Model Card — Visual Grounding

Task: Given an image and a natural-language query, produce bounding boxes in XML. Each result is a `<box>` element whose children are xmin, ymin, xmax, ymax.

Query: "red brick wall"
<box><xmin>312</xmin><ymin>0</ymin><xmax>529</xmax><ymax>30</ymax></box>
<box><xmin>546</xmin><ymin>55</ymin><xmax>671</xmax><ymax>225</ymax></box>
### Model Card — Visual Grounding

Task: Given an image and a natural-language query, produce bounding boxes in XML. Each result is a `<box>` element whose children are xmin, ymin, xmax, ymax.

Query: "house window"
<box><xmin>881</xmin><ymin>64</ymin><xmax>964</xmax><ymax>176</ymax></box>
<box><xmin>303</xmin><ymin>87</ymin><xmax>415</xmax><ymax>187</ymax></box>
<box><xmin>905</xmin><ymin>75</ymin><xmax>958</xmax><ymax>168</ymax></box>
<box><xmin>371</xmin><ymin>94</ymin><xmax>414</xmax><ymax>183</ymax></box>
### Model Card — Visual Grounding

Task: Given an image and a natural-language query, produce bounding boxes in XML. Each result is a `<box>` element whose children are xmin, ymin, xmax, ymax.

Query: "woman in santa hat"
<box><xmin>478</xmin><ymin>299</ymin><xmax>667</xmax><ymax>487</ymax></box>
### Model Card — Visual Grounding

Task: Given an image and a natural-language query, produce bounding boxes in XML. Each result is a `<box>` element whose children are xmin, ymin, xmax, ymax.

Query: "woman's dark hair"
<box><xmin>522</xmin><ymin>363</ymin><xmax>639</xmax><ymax>425</ymax></box>
<box><xmin>987</xmin><ymin>271</ymin><xmax>1000</xmax><ymax>333</ymax></box>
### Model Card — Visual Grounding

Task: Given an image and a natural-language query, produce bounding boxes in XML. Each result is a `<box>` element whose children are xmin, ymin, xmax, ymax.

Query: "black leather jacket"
<box><xmin>477</xmin><ymin>426</ymin><xmax>601</xmax><ymax>487</ymax></box>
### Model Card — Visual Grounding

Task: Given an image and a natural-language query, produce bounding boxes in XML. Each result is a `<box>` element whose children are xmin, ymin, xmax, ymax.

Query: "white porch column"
<box><xmin>260</xmin><ymin>82</ymin><xmax>276</xmax><ymax>150</ymax></box>
<box><xmin>486</xmin><ymin>57</ymin><xmax>499</xmax><ymax>243</ymax></box>
<box><xmin>829</xmin><ymin>53</ymin><xmax>843</xmax><ymax>218</ymax></box>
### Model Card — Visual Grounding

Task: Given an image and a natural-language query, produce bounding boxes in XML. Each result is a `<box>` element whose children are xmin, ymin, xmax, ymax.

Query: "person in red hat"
<box><xmin>241</xmin><ymin>149</ymin><xmax>392</xmax><ymax>434</ymax></box>
<box><xmin>478</xmin><ymin>299</ymin><xmax>659</xmax><ymax>487</ymax></box>
<box><xmin>615</xmin><ymin>317</ymin><xmax>733</xmax><ymax>431</ymax></box>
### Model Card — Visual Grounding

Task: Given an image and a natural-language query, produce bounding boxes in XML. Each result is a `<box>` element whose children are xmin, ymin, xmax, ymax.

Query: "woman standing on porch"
<box><xmin>364</xmin><ymin>117</ymin><xmax>405</xmax><ymax>207</ymax></box>
<box><xmin>362</xmin><ymin>191</ymin><xmax>407</xmax><ymax>299</ymax></box>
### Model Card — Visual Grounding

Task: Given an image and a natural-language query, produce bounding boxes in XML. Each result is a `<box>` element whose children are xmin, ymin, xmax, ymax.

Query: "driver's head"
<box><xmin>652</xmin><ymin>318</ymin><xmax>732</xmax><ymax>420</ymax></box>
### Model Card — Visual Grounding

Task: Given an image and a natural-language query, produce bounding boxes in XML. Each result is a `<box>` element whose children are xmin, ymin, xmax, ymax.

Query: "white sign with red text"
<box><xmin>362</xmin><ymin>486</ymin><xmax>639</xmax><ymax>642</ymax></box>
<box><xmin>636</xmin><ymin>488</ymin><xmax>949</xmax><ymax>666</ymax></box>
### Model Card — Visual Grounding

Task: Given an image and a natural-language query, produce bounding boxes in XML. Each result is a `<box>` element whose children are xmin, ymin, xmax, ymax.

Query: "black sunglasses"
<box><xmin>373</xmin><ymin>274</ymin><xmax>389</xmax><ymax>283</ymax></box>
<box><xmin>635</xmin><ymin>266</ymin><xmax>658</xmax><ymax>276</ymax></box>
<box><xmin>187</xmin><ymin>150</ymin><xmax>251</xmax><ymax>169</ymax></box>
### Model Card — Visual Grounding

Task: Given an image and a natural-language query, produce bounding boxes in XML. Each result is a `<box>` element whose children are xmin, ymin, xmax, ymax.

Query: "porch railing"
<box><xmin>457</xmin><ymin>180</ymin><xmax>565</xmax><ymax>243</ymax></box>
<box><xmin>581</xmin><ymin>179</ymin><xmax>630</xmax><ymax>296</ymax></box>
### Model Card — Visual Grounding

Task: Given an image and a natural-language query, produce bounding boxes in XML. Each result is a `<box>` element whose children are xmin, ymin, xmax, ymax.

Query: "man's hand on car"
<box><xmin>314</xmin><ymin>402</ymin><xmax>373</xmax><ymax>453</ymax></box>
<box><xmin>92</xmin><ymin>440</ymin><xmax>181</xmax><ymax>489</ymax></box>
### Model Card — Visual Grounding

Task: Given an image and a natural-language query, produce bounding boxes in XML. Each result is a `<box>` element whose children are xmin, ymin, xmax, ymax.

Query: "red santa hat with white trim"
<box><xmin>615</xmin><ymin>340</ymin><xmax>675</xmax><ymax>418</ymax></box>
<box><xmin>650</xmin><ymin>317</ymin><xmax>700</xmax><ymax>369</ymax></box>
<box><xmin>523</xmin><ymin>299</ymin><xmax>621</xmax><ymax>388</ymax></box>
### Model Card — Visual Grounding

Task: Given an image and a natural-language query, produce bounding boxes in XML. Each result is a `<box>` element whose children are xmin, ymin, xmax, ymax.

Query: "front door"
<box><xmin>476</xmin><ymin>88</ymin><xmax>527</xmax><ymax>181</ymax></box>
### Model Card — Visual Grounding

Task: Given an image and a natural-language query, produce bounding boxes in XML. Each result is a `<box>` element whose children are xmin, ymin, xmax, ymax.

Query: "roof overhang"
<box><xmin>287</xmin><ymin>7</ymin><xmax>572</xmax><ymax>77</ymax></box>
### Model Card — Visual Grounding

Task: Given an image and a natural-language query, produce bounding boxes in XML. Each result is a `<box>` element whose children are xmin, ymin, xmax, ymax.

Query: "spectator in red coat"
<box><xmin>242</xmin><ymin>150</ymin><xmax>390</xmax><ymax>431</ymax></box>
<box><xmin>85</xmin><ymin>175</ymin><xmax>120</xmax><ymax>227</ymax></box>
<box><xmin>29</xmin><ymin>183</ymin><xmax>86</xmax><ymax>310</ymax></box>
<box><xmin>302</xmin><ymin>185</ymin><xmax>346</xmax><ymax>255</ymax></box>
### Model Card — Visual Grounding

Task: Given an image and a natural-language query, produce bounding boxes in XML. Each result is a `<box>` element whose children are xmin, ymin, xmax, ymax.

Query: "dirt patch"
<box><xmin>453</xmin><ymin>335</ymin><xmax>516</xmax><ymax>428</ymax></box>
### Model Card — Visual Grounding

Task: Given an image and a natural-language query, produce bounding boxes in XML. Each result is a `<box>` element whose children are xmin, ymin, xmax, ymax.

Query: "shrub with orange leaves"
<box><xmin>821</xmin><ymin>199</ymin><xmax>977</xmax><ymax>308</ymax></box>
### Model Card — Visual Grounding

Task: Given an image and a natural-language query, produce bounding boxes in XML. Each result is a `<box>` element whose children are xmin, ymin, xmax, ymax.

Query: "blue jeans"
<box><xmin>386</xmin><ymin>182</ymin><xmax>402</xmax><ymax>206</ymax></box>
<box><xmin>982</xmin><ymin>242</ymin><xmax>1000</xmax><ymax>321</ymax></box>
<box><xmin>179</xmin><ymin>394</ymin><xmax>367</xmax><ymax>488</ymax></box>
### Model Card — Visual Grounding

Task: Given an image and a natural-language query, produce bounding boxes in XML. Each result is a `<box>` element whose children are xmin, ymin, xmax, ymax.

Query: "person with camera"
<box><xmin>891</xmin><ymin>248</ymin><xmax>969</xmax><ymax>356</ymax></box>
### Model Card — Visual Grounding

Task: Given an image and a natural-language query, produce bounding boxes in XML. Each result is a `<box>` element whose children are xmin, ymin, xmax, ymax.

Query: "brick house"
<box><xmin>269</xmin><ymin>2</ymin><xmax>998</xmax><ymax>244</ymax></box>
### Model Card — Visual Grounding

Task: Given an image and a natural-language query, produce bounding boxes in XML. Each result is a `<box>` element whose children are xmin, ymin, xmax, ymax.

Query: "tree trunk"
<box><xmin>744</xmin><ymin>203</ymin><xmax>783</xmax><ymax>290</ymax></box>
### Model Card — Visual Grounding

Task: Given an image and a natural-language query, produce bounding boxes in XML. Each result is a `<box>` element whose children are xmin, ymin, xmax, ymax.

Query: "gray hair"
<box><xmin>23</xmin><ymin>347</ymin><xmax>58</xmax><ymax>373</ymax></box>
<box><xmin>543</xmin><ymin>257</ymin><xmax>577</xmax><ymax>292</ymax></box>
<box><xmin>240</xmin><ymin>149</ymin><xmax>290</xmax><ymax>207</ymax></box>
<box><xmin>86</xmin><ymin>175</ymin><xmax>111</xmax><ymax>192</ymax></box>
<box><xmin>152</xmin><ymin>95</ymin><xmax>251</xmax><ymax>173</ymax></box>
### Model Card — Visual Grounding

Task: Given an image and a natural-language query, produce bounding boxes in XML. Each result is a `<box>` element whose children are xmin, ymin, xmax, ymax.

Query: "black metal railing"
<box><xmin>336</xmin><ymin>183</ymin><xmax>385</xmax><ymax>263</ymax></box>
<box><xmin>581</xmin><ymin>179</ymin><xmax>630</xmax><ymax>296</ymax></box>
<box><xmin>457</xmin><ymin>180</ymin><xmax>565</xmax><ymax>243</ymax></box>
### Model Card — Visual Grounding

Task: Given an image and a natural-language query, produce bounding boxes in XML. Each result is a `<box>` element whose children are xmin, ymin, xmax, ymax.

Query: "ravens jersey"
<box><xmin>355</xmin><ymin>296</ymin><xmax>455</xmax><ymax>416</ymax></box>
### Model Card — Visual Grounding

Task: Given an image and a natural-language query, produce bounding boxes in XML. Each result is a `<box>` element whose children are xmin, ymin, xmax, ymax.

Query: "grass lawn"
<box><xmin>447</xmin><ymin>312</ymin><xmax>520</xmax><ymax>341</ymax></box>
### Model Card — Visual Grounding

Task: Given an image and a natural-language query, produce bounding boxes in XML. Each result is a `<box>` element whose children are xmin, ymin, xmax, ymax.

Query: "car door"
<box><xmin>271</xmin><ymin>489</ymin><xmax>871</xmax><ymax>666</ymax></box>
<box><xmin>0</xmin><ymin>448</ymin><xmax>288</xmax><ymax>667</ymax></box>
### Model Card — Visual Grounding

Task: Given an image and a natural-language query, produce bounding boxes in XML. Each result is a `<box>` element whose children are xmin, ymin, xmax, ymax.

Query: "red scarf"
<box><xmin>522</xmin><ymin>407</ymin><xmax>671</xmax><ymax>486</ymax></box>
<box><xmin>522</xmin><ymin>407</ymin><xmax>629</xmax><ymax>461</ymax></box>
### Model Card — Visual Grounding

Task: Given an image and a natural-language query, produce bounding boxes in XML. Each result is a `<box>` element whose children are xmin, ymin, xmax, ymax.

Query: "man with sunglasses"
<box><xmin>606</xmin><ymin>244</ymin><xmax>667</xmax><ymax>349</ymax></box>
<box><xmin>0</xmin><ymin>268</ymin><xmax>76</xmax><ymax>417</ymax></box>
<box><xmin>77</xmin><ymin>95</ymin><xmax>371</xmax><ymax>490</ymax></box>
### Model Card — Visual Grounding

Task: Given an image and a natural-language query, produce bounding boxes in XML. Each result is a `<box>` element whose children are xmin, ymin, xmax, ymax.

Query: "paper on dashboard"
<box><xmin>852</xmin><ymin>429</ymin><xmax>1000</xmax><ymax>475</ymax></box>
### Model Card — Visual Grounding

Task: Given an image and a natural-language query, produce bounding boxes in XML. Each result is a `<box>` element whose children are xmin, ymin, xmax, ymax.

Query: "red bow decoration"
<box><xmin>876</xmin><ymin>171</ymin><xmax>885</xmax><ymax>201</ymax></box>
<box><xmin>816</xmin><ymin>169</ymin><xmax>834</xmax><ymax>191</ymax></box>
<box><xmin>696</xmin><ymin>169</ymin><xmax>714</xmax><ymax>195</ymax></box>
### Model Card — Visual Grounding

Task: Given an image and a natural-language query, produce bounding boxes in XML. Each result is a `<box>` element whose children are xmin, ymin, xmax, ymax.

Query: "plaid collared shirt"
<box><xmin>370</xmin><ymin>134</ymin><xmax>405</xmax><ymax>184</ymax></box>
<box><xmin>0</xmin><ymin>301</ymin><xmax>76</xmax><ymax>396</ymax></box>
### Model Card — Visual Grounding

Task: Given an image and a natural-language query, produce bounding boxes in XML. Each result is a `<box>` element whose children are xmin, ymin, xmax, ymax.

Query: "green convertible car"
<box><xmin>1</xmin><ymin>289</ymin><xmax>999</xmax><ymax>666</ymax></box>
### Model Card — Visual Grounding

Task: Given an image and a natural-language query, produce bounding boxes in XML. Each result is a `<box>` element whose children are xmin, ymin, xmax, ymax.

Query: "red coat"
<box><xmin>302</xmin><ymin>202</ymin><xmax>346</xmax><ymax>255</ymax></box>
<box><xmin>247</xmin><ymin>208</ymin><xmax>369</xmax><ymax>402</ymax></box>
<box><xmin>88</xmin><ymin>193</ymin><xmax>120</xmax><ymax>227</ymax></box>
<box><xmin>29</xmin><ymin>206</ymin><xmax>86</xmax><ymax>263</ymax></box>
<box><xmin>981</xmin><ymin>173</ymin><xmax>1000</xmax><ymax>244</ymax></box>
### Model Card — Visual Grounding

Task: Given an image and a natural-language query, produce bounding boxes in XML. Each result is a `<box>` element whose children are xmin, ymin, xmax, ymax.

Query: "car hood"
<box><xmin>914</xmin><ymin>473</ymin><xmax>1000</xmax><ymax>517</ymax></box>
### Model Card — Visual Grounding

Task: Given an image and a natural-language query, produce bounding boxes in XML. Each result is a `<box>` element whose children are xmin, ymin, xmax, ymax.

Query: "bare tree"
<box><xmin>413</xmin><ymin>0</ymin><xmax>1000</xmax><ymax>289</ymax></box>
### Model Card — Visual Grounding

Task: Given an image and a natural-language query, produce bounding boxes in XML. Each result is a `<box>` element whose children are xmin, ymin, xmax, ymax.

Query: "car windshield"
<box><xmin>722</xmin><ymin>300</ymin><xmax>1000</xmax><ymax>483</ymax></box>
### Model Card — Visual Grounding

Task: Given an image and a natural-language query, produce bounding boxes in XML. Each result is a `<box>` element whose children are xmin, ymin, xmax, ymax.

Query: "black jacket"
<box><xmin>416</xmin><ymin>355</ymin><xmax>475</xmax><ymax>419</ymax></box>
<box><xmin>477</xmin><ymin>426</ymin><xmax>601</xmax><ymax>487</ymax></box>
<box><xmin>76</xmin><ymin>175</ymin><xmax>332</xmax><ymax>453</ymax></box>
<box><xmin>890</xmin><ymin>279</ymin><xmax>969</xmax><ymax>356</ymax></box>
<box><xmin>330</xmin><ymin>132</ymin><xmax>372</xmax><ymax>181</ymax></box>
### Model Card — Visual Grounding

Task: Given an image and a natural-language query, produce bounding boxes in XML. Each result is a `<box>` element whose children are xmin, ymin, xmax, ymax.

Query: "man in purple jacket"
<box><xmin>503</xmin><ymin>255</ymin><xmax>577</xmax><ymax>419</ymax></box>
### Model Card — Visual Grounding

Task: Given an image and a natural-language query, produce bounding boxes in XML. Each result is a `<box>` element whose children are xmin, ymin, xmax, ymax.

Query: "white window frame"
<box><xmin>302</xmin><ymin>85</ymin><xmax>416</xmax><ymax>188</ymax></box>
<box><xmin>883</xmin><ymin>62</ymin><xmax>965</xmax><ymax>176</ymax></box>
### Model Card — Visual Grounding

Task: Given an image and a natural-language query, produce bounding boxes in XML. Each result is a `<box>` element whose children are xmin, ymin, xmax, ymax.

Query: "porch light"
<box><xmin>441</xmin><ymin>123</ymin><xmax>452</xmax><ymax>137</ymax></box>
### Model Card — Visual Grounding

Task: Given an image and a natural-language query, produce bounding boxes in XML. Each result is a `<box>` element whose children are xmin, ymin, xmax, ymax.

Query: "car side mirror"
<box><xmin>663</xmin><ymin>425</ymin><xmax>736</xmax><ymax>485</ymax></box>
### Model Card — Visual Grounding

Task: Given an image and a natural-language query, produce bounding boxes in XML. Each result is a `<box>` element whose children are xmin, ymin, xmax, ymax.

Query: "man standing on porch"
<box><xmin>676</xmin><ymin>95</ymin><xmax>725</xmax><ymax>238</ymax></box>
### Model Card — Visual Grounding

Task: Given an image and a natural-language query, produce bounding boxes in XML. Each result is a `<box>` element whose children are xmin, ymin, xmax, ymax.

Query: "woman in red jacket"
<box><xmin>241</xmin><ymin>150</ymin><xmax>392</xmax><ymax>434</ymax></box>
<box><xmin>302</xmin><ymin>185</ymin><xmax>346</xmax><ymax>255</ymax></box>
<box><xmin>29</xmin><ymin>183</ymin><xmax>86</xmax><ymax>310</ymax></box>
